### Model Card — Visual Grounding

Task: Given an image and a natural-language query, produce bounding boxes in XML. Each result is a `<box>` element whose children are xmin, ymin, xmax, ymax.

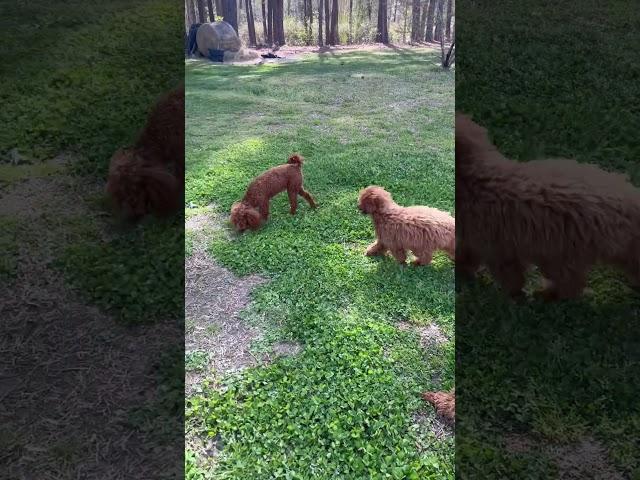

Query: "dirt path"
<box><xmin>185</xmin><ymin>208</ymin><xmax>268</xmax><ymax>395</ymax></box>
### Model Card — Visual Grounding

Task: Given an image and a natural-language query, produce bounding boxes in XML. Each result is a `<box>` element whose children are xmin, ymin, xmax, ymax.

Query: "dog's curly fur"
<box><xmin>230</xmin><ymin>154</ymin><xmax>317</xmax><ymax>231</ymax></box>
<box><xmin>422</xmin><ymin>389</ymin><xmax>455</xmax><ymax>425</ymax></box>
<box><xmin>357</xmin><ymin>186</ymin><xmax>455</xmax><ymax>265</ymax></box>
<box><xmin>456</xmin><ymin>112</ymin><xmax>640</xmax><ymax>300</ymax></box>
<box><xmin>106</xmin><ymin>85</ymin><xmax>184</xmax><ymax>219</ymax></box>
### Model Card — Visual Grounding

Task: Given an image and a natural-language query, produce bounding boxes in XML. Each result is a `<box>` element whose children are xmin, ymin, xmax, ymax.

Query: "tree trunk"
<box><xmin>206</xmin><ymin>0</ymin><xmax>216</xmax><ymax>20</ymax></box>
<box><xmin>419</xmin><ymin>0</ymin><xmax>428</xmax><ymax>40</ymax></box>
<box><xmin>261</xmin><ymin>0</ymin><xmax>268</xmax><ymax>43</ymax></box>
<box><xmin>434</xmin><ymin>0</ymin><xmax>444</xmax><ymax>42</ymax></box>
<box><xmin>376</xmin><ymin>0</ymin><xmax>388</xmax><ymax>43</ymax></box>
<box><xmin>393</xmin><ymin>0</ymin><xmax>398</xmax><ymax>22</ymax></box>
<box><xmin>445</xmin><ymin>0</ymin><xmax>453</xmax><ymax>40</ymax></box>
<box><xmin>329</xmin><ymin>0</ymin><xmax>339</xmax><ymax>44</ymax></box>
<box><xmin>318</xmin><ymin>0</ymin><xmax>324</xmax><ymax>45</ymax></box>
<box><xmin>196</xmin><ymin>0</ymin><xmax>207</xmax><ymax>22</ymax></box>
<box><xmin>215</xmin><ymin>0</ymin><xmax>223</xmax><ymax>17</ymax></box>
<box><xmin>267</xmin><ymin>0</ymin><xmax>273</xmax><ymax>44</ymax></box>
<box><xmin>402</xmin><ymin>0</ymin><xmax>408</xmax><ymax>43</ymax></box>
<box><xmin>348</xmin><ymin>0</ymin><xmax>353</xmax><ymax>43</ymax></box>
<box><xmin>367</xmin><ymin>0</ymin><xmax>372</xmax><ymax>21</ymax></box>
<box><xmin>245</xmin><ymin>0</ymin><xmax>257</xmax><ymax>45</ymax></box>
<box><xmin>325</xmin><ymin>0</ymin><xmax>330</xmax><ymax>44</ymax></box>
<box><xmin>302</xmin><ymin>0</ymin><xmax>309</xmax><ymax>38</ymax></box>
<box><xmin>424</xmin><ymin>0</ymin><xmax>436</xmax><ymax>42</ymax></box>
<box><xmin>272</xmin><ymin>0</ymin><xmax>285</xmax><ymax>45</ymax></box>
<box><xmin>222</xmin><ymin>0</ymin><xmax>238</xmax><ymax>31</ymax></box>
<box><xmin>410</xmin><ymin>0</ymin><xmax>420</xmax><ymax>43</ymax></box>
<box><xmin>188</xmin><ymin>0</ymin><xmax>198</xmax><ymax>26</ymax></box>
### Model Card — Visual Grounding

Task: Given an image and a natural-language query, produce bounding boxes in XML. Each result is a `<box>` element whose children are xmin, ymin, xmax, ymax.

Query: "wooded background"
<box><xmin>185</xmin><ymin>0</ymin><xmax>454</xmax><ymax>47</ymax></box>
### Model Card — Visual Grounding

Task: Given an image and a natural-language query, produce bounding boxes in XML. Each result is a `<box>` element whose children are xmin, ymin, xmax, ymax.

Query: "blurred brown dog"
<box><xmin>456</xmin><ymin>112</ymin><xmax>640</xmax><ymax>300</ymax></box>
<box><xmin>106</xmin><ymin>85</ymin><xmax>184</xmax><ymax>219</ymax></box>
<box><xmin>358</xmin><ymin>186</ymin><xmax>455</xmax><ymax>265</ymax></box>
<box><xmin>422</xmin><ymin>389</ymin><xmax>455</xmax><ymax>425</ymax></box>
<box><xmin>230</xmin><ymin>154</ymin><xmax>317</xmax><ymax>231</ymax></box>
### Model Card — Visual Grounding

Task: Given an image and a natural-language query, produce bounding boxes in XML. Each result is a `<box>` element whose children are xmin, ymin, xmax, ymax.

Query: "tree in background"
<box><xmin>206</xmin><ymin>0</ymin><xmax>216</xmax><ymax>21</ymax></box>
<box><xmin>445</xmin><ymin>0</ymin><xmax>453</xmax><ymax>40</ymax></box>
<box><xmin>434</xmin><ymin>0</ymin><xmax>444</xmax><ymax>42</ymax></box>
<box><xmin>410</xmin><ymin>0</ymin><xmax>421</xmax><ymax>43</ymax></box>
<box><xmin>196</xmin><ymin>0</ymin><xmax>207</xmax><ymax>22</ymax></box>
<box><xmin>324</xmin><ymin>0</ymin><xmax>330</xmax><ymax>44</ymax></box>
<box><xmin>376</xmin><ymin>0</ymin><xmax>388</xmax><ymax>43</ymax></box>
<box><xmin>245</xmin><ymin>0</ymin><xmax>257</xmax><ymax>45</ymax></box>
<box><xmin>318</xmin><ymin>0</ymin><xmax>324</xmax><ymax>46</ymax></box>
<box><xmin>329</xmin><ymin>0</ymin><xmax>339</xmax><ymax>44</ymax></box>
<box><xmin>424</xmin><ymin>0</ymin><xmax>436</xmax><ymax>42</ymax></box>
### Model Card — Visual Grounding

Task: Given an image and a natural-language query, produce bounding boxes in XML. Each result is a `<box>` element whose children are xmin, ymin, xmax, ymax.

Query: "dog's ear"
<box><xmin>455</xmin><ymin>113</ymin><xmax>496</xmax><ymax>165</ymax></box>
<box><xmin>230</xmin><ymin>202</ymin><xmax>246</xmax><ymax>231</ymax></box>
<box><xmin>245</xmin><ymin>207</ymin><xmax>262</xmax><ymax>230</ymax></box>
<box><xmin>359</xmin><ymin>187</ymin><xmax>389</xmax><ymax>214</ymax></box>
<box><xmin>288</xmin><ymin>153</ymin><xmax>304</xmax><ymax>165</ymax></box>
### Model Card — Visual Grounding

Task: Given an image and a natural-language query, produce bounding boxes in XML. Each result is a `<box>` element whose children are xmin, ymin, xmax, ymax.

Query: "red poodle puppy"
<box><xmin>456</xmin><ymin>112</ymin><xmax>640</xmax><ymax>300</ymax></box>
<box><xmin>358</xmin><ymin>186</ymin><xmax>455</xmax><ymax>266</ymax></box>
<box><xmin>422</xmin><ymin>389</ymin><xmax>455</xmax><ymax>425</ymax></box>
<box><xmin>230</xmin><ymin>154</ymin><xmax>317</xmax><ymax>231</ymax></box>
<box><xmin>106</xmin><ymin>85</ymin><xmax>184</xmax><ymax>219</ymax></box>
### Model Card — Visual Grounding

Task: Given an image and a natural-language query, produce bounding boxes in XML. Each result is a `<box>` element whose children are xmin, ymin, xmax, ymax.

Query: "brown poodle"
<box><xmin>456</xmin><ymin>112</ymin><xmax>640</xmax><ymax>300</ymax></box>
<box><xmin>230</xmin><ymin>154</ymin><xmax>317</xmax><ymax>231</ymax></box>
<box><xmin>422</xmin><ymin>389</ymin><xmax>455</xmax><ymax>425</ymax></box>
<box><xmin>357</xmin><ymin>186</ymin><xmax>455</xmax><ymax>266</ymax></box>
<box><xmin>106</xmin><ymin>85</ymin><xmax>184</xmax><ymax>219</ymax></box>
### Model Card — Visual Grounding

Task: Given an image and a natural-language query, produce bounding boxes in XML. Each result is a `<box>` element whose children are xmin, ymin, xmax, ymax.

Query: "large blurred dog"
<box><xmin>106</xmin><ymin>85</ymin><xmax>184</xmax><ymax>219</ymax></box>
<box><xmin>456</xmin><ymin>112</ymin><xmax>640</xmax><ymax>300</ymax></box>
<box><xmin>358</xmin><ymin>186</ymin><xmax>455</xmax><ymax>266</ymax></box>
<box><xmin>230</xmin><ymin>154</ymin><xmax>317</xmax><ymax>232</ymax></box>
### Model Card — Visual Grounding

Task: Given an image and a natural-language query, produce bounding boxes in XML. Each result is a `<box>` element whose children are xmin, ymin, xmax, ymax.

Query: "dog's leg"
<box><xmin>258</xmin><ymin>201</ymin><xmax>269</xmax><ymax>220</ymax></box>
<box><xmin>365</xmin><ymin>240</ymin><xmax>387</xmax><ymax>256</ymax></box>
<box><xmin>299</xmin><ymin>188</ymin><xmax>317</xmax><ymax>208</ymax></box>
<box><xmin>390</xmin><ymin>248</ymin><xmax>407</xmax><ymax>265</ymax></box>
<box><xmin>488</xmin><ymin>259</ymin><xmax>526</xmax><ymax>300</ymax></box>
<box><xmin>412</xmin><ymin>250</ymin><xmax>433</xmax><ymax>266</ymax></box>
<box><xmin>287</xmin><ymin>188</ymin><xmax>299</xmax><ymax>215</ymax></box>
<box><xmin>456</xmin><ymin>245</ymin><xmax>481</xmax><ymax>281</ymax></box>
<box><xmin>536</xmin><ymin>263</ymin><xmax>588</xmax><ymax>301</ymax></box>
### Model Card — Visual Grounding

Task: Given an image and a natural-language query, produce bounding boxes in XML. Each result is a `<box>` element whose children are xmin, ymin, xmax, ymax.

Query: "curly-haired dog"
<box><xmin>422</xmin><ymin>389</ymin><xmax>455</xmax><ymax>425</ymax></box>
<box><xmin>357</xmin><ymin>186</ymin><xmax>455</xmax><ymax>266</ymax></box>
<box><xmin>230</xmin><ymin>154</ymin><xmax>317</xmax><ymax>231</ymax></box>
<box><xmin>106</xmin><ymin>85</ymin><xmax>184</xmax><ymax>219</ymax></box>
<box><xmin>456</xmin><ymin>112</ymin><xmax>640</xmax><ymax>301</ymax></box>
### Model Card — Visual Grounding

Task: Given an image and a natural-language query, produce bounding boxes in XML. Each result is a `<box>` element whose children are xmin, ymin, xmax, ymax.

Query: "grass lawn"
<box><xmin>457</xmin><ymin>1</ymin><xmax>640</xmax><ymax>478</ymax></box>
<box><xmin>185</xmin><ymin>48</ymin><xmax>455</xmax><ymax>479</ymax></box>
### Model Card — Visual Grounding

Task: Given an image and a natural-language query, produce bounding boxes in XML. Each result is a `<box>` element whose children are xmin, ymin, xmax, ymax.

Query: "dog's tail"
<box><xmin>288</xmin><ymin>153</ymin><xmax>304</xmax><ymax>166</ymax></box>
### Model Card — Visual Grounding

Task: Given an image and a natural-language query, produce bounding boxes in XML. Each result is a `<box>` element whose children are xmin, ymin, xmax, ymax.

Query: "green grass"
<box><xmin>457</xmin><ymin>1</ymin><xmax>640</xmax><ymax>477</ymax></box>
<box><xmin>1</xmin><ymin>1</ymin><xmax>184</xmax><ymax>324</ymax></box>
<box><xmin>0</xmin><ymin>0</ymin><xmax>183</xmax><ymax>175</ymax></box>
<box><xmin>186</xmin><ymin>48</ymin><xmax>454</xmax><ymax>479</ymax></box>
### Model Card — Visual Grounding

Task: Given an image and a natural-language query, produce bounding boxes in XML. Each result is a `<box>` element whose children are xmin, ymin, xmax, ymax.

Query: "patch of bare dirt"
<box><xmin>504</xmin><ymin>434</ymin><xmax>624</xmax><ymax>479</ymax></box>
<box><xmin>0</xmin><ymin>170</ymin><xmax>182</xmax><ymax>479</ymax></box>
<box><xmin>412</xmin><ymin>410</ymin><xmax>453</xmax><ymax>445</ymax></box>
<box><xmin>397</xmin><ymin>321</ymin><xmax>448</xmax><ymax>350</ymax></box>
<box><xmin>185</xmin><ymin>210</ymin><xmax>268</xmax><ymax>395</ymax></box>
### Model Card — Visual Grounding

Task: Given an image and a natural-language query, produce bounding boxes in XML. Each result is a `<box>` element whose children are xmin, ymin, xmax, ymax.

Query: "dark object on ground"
<box><xmin>186</xmin><ymin>23</ymin><xmax>201</xmax><ymax>56</ymax></box>
<box><xmin>261</xmin><ymin>52</ymin><xmax>281</xmax><ymax>59</ymax></box>
<box><xmin>208</xmin><ymin>49</ymin><xmax>224</xmax><ymax>62</ymax></box>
